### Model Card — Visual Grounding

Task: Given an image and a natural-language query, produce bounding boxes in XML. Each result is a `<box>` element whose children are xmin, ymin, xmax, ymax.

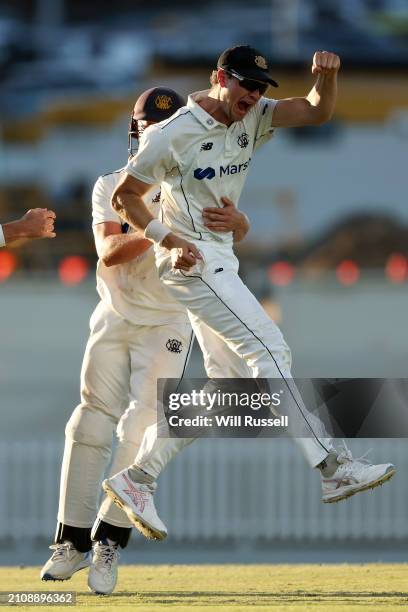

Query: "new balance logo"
<box><xmin>200</xmin><ymin>142</ymin><xmax>213</xmax><ymax>151</ymax></box>
<box><xmin>193</xmin><ymin>167</ymin><xmax>216</xmax><ymax>180</ymax></box>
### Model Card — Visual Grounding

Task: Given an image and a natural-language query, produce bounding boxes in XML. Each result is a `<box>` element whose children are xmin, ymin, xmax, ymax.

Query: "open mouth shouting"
<box><xmin>235</xmin><ymin>98</ymin><xmax>256</xmax><ymax>118</ymax></box>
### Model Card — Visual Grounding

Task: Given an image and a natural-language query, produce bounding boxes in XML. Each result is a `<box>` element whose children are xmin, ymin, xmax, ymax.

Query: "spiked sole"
<box><xmin>41</xmin><ymin>560</ymin><xmax>90</xmax><ymax>582</ymax></box>
<box><xmin>41</xmin><ymin>574</ymin><xmax>69</xmax><ymax>582</ymax></box>
<box><xmin>322</xmin><ymin>466</ymin><xmax>396</xmax><ymax>504</ymax></box>
<box><xmin>102</xmin><ymin>480</ymin><xmax>166</xmax><ymax>541</ymax></box>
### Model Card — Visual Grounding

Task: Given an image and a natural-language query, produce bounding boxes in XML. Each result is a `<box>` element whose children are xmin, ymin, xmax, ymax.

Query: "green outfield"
<box><xmin>0</xmin><ymin>564</ymin><xmax>406</xmax><ymax>611</ymax></box>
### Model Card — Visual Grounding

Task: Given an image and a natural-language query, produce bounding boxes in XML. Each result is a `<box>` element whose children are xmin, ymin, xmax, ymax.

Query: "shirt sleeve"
<box><xmin>253</xmin><ymin>97</ymin><xmax>279</xmax><ymax>152</ymax></box>
<box><xmin>125</xmin><ymin>124</ymin><xmax>173</xmax><ymax>185</ymax></box>
<box><xmin>92</xmin><ymin>175</ymin><xmax>122</xmax><ymax>226</ymax></box>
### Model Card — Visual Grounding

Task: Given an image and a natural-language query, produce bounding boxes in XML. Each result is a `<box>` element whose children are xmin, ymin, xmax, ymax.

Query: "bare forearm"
<box><xmin>307</xmin><ymin>72</ymin><xmax>338</xmax><ymax>123</ymax></box>
<box><xmin>100</xmin><ymin>233</ymin><xmax>152</xmax><ymax>267</ymax></box>
<box><xmin>233</xmin><ymin>213</ymin><xmax>250</xmax><ymax>243</ymax></box>
<box><xmin>112</xmin><ymin>191</ymin><xmax>154</xmax><ymax>232</ymax></box>
<box><xmin>3</xmin><ymin>220</ymin><xmax>30</xmax><ymax>245</ymax></box>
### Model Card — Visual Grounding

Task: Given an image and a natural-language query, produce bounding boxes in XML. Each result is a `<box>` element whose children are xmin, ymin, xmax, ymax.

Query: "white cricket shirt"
<box><xmin>125</xmin><ymin>90</ymin><xmax>277</xmax><ymax>248</ymax></box>
<box><xmin>92</xmin><ymin>169</ymin><xmax>187</xmax><ymax>325</ymax></box>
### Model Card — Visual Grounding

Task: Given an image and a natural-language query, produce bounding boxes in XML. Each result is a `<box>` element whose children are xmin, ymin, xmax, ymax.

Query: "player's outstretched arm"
<box><xmin>93</xmin><ymin>222</ymin><xmax>152</xmax><ymax>267</ymax></box>
<box><xmin>1</xmin><ymin>208</ymin><xmax>56</xmax><ymax>247</ymax></box>
<box><xmin>272</xmin><ymin>51</ymin><xmax>340</xmax><ymax>128</ymax></box>
<box><xmin>202</xmin><ymin>197</ymin><xmax>250</xmax><ymax>242</ymax></box>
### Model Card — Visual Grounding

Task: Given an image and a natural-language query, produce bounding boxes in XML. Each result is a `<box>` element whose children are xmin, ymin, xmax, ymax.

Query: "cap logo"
<box><xmin>155</xmin><ymin>95</ymin><xmax>173</xmax><ymax>110</ymax></box>
<box><xmin>254</xmin><ymin>55</ymin><xmax>268</xmax><ymax>69</ymax></box>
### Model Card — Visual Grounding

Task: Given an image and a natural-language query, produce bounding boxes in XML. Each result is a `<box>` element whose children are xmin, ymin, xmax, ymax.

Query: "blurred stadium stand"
<box><xmin>0</xmin><ymin>1</ymin><xmax>407</xmax><ymax>279</ymax></box>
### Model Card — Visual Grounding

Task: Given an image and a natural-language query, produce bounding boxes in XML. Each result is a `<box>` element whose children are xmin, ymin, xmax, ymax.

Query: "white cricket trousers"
<box><xmin>132</xmin><ymin>243</ymin><xmax>333</xmax><ymax>479</ymax></box>
<box><xmin>57</xmin><ymin>300</ymin><xmax>193</xmax><ymax>529</ymax></box>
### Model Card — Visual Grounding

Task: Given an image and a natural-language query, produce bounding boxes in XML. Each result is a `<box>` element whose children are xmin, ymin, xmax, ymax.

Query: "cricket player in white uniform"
<box><xmin>102</xmin><ymin>46</ymin><xmax>395</xmax><ymax>541</ymax></box>
<box><xmin>40</xmin><ymin>87</ymin><xmax>250</xmax><ymax>594</ymax></box>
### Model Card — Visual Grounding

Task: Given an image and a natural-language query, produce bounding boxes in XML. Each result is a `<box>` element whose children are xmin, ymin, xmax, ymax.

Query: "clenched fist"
<box><xmin>21</xmin><ymin>208</ymin><xmax>56</xmax><ymax>239</ymax></box>
<box><xmin>2</xmin><ymin>207</ymin><xmax>56</xmax><ymax>246</ymax></box>
<box><xmin>161</xmin><ymin>232</ymin><xmax>203</xmax><ymax>271</ymax></box>
<box><xmin>312</xmin><ymin>51</ymin><xmax>341</xmax><ymax>76</ymax></box>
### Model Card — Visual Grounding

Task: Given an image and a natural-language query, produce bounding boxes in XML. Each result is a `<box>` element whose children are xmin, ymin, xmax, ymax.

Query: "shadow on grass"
<box><xmin>77</xmin><ymin>590</ymin><xmax>408</xmax><ymax>605</ymax></box>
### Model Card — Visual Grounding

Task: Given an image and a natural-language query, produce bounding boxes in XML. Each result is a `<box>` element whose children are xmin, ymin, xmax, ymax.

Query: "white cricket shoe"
<box><xmin>40</xmin><ymin>542</ymin><xmax>91</xmax><ymax>581</ymax></box>
<box><xmin>88</xmin><ymin>540</ymin><xmax>119</xmax><ymax>595</ymax></box>
<box><xmin>102</xmin><ymin>469</ymin><xmax>167</xmax><ymax>541</ymax></box>
<box><xmin>321</xmin><ymin>441</ymin><xmax>396</xmax><ymax>503</ymax></box>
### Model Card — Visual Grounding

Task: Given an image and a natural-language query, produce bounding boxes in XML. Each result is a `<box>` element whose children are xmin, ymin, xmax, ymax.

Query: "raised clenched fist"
<box><xmin>312</xmin><ymin>51</ymin><xmax>341</xmax><ymax>76</ymax></box>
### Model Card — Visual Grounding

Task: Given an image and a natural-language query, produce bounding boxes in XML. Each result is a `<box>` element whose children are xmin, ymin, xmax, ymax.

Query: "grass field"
<box><xmin>0</xmin><ymin>564</ymin><xmax>407</xmax><ymax>611</ymax></box>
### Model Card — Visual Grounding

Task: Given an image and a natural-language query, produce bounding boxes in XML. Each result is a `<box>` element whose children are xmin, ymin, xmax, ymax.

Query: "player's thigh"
<box><xmin>202</xmin><ymin>269</ymin><xmax>291</xmax><ymax>370</ymax></box>
<box><xmin>80</xmin><ymin>301</ymin><xmax>131</xmax><ymax>417</ymax></box>
<box><xmin>189</xmin><ymin>312</ymin><xmax>251</xmax><ymax>378</ymax></box>
<box><xmin>163</xmin><ymin>264</ymin><xmax>290</xmax><ymax>374</ymax></box>
<box><xmin>164</xmin><ymin>265</ymin><xmax>279</xmax><ymax>344</ymax></box>
<box><xmin>128</xmin><ymin>320</ymin><xmax>193</xmax><ymax>407</ymax></box>
<box><xmin>117</xmin><ymin>321</ymin><xmax>193</xmax><ymax>441</ymax></box>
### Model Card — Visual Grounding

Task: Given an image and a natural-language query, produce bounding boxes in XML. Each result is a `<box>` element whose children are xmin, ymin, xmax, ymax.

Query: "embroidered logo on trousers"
<box><xmin>166</xmin><ymin>339</ymin><xmax>182</xmax><ymax>353</ymax></box>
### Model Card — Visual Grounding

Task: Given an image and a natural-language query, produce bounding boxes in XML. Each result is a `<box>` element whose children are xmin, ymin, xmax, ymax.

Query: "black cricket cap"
<box><xmin>217</xmin><ymin>45</ymin><xmax>278</xmax><ymax>88</ymax></box>
<box><xmin>132</xmin><ymin>87</ymin><xmax>185</xmax><ymax>122</ymax></box>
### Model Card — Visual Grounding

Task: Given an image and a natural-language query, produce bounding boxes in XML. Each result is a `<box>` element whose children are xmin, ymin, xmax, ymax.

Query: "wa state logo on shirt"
<box><xmin>237</xmin><ymin>133</ymin><xmax>249</xmax><ymax>148</ymax></box>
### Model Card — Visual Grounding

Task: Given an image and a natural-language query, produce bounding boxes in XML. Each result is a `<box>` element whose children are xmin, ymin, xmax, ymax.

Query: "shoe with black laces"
<box><xmin>88</xmin><ymin>539</ymin><xmax>119</xmax><ymax>595</ymax></box>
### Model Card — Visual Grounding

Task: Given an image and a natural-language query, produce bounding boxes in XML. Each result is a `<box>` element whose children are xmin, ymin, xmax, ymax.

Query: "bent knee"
<box><xmin>116</xmin><ymin>406</ymin><xmax>156</xmax><ymax>445</ymax></box>
<box><xmin>65</xmin><ymin>404</ymin><xmax>115</xmax><ymax>448</ymax></box>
